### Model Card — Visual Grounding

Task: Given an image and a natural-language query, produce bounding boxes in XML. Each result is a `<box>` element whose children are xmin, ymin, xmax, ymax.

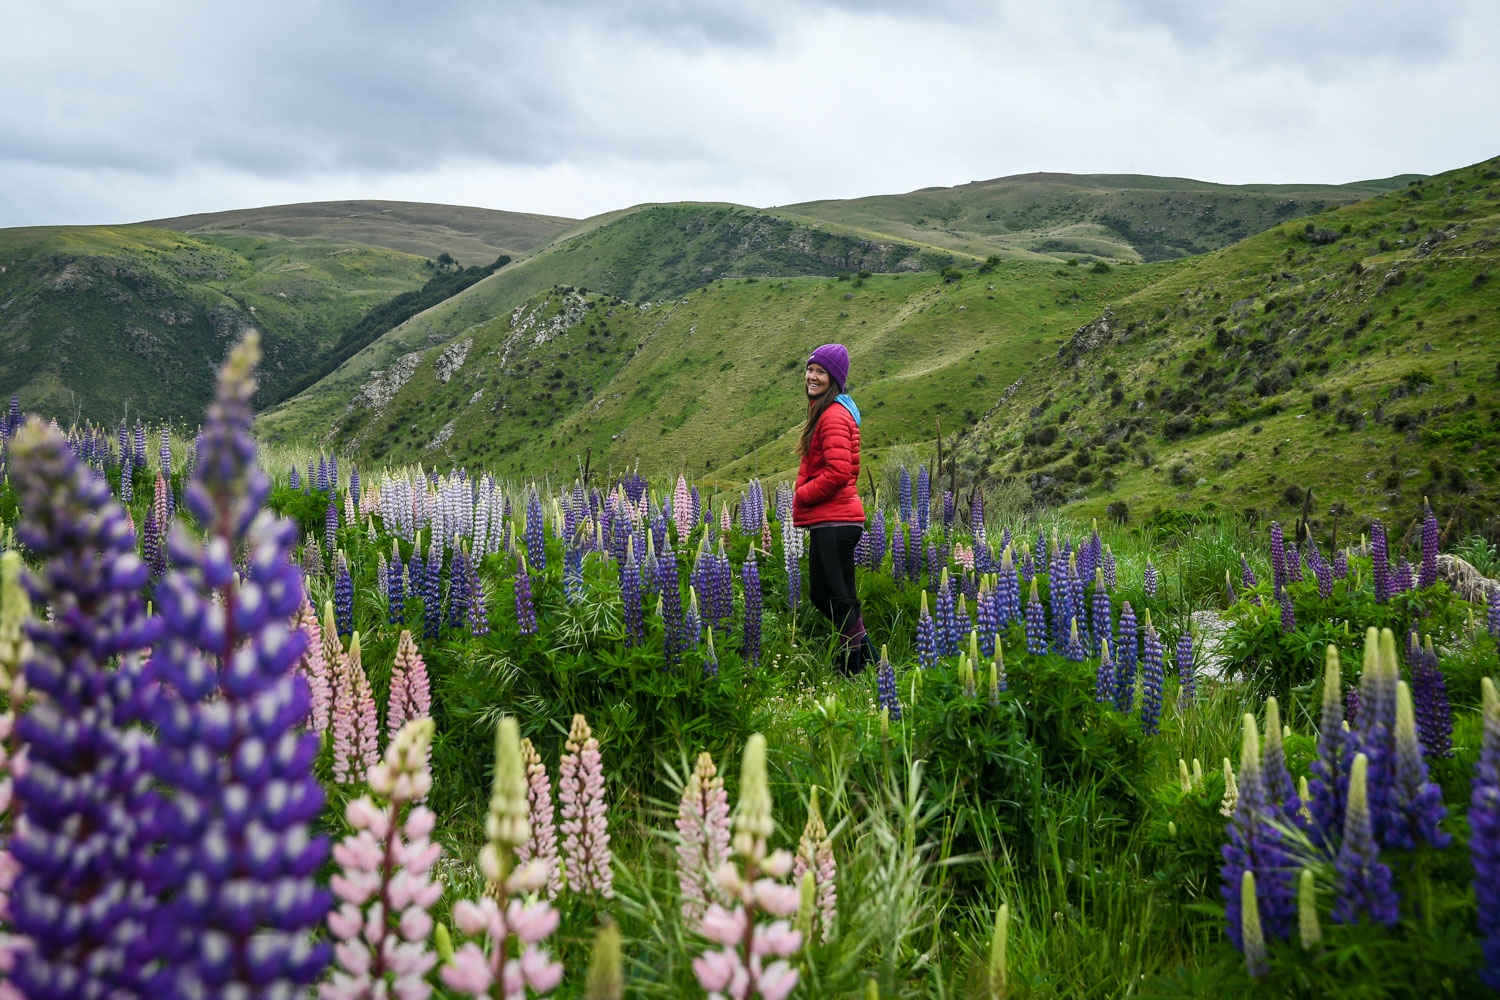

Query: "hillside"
<box><xmin>253</xmin><ymin>202</ymin><xmax>957</xmax><ymax>443</ymax></box>
<box><xmin>281</xmin><ymin>262</ymin><xmax>1167</xmax><ymax>483</ymax></box>
<box><xmin>0</xmin><ymin>226</ymin><xmax>434</xmax><ymax>423</ymax></box>
<box><xmin>141</xmin><ymin>200</ymin><xmax>575</xmax><ymax>266</ymax></box>
<box><xmin>962</xmin><ymin>156</ymin><xmax>1500</xmax><ymax>531</ymax></box>
<box><xmin>784</xmin><ymin>172</ymin><xmax>1419</xmax><ymax>264</ymax></box>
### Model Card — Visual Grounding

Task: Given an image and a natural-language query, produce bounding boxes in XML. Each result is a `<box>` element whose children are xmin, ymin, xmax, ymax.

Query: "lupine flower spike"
<box><xmin>1221</xmin><ymin>713</ymin><xmax>1295</xmax><ymax>950</ymax></box>
<box><xmin>1333</xmin><ymin>753</ymin><xmax>1398</xmax><ymax>927</ymax></box>
<box><xmin>677</xmin><ymin>751</ymin><xmax>732</xmax><ymax>924</ymax></box>
<box><xmin>387</xmin><ymin>628</ymin><xmax>432</xmax><ymax>743</ymax></box>
<box><xmin>1472</xmin><ymin>677</ymin><xmax>1500</xmax><ymax>988</ymax></box>
<box><xmin>792</xmin><ymin>786</ymin><xmax>838</xmax><ymax>944</ymax></box>
<box><xmin>519</xmin><ymin>737</ymin><xmax>563</xmax><ymax>899</ymax></box>
<box><xmin>875</xmin><ymin>644</ymin><xmax>902</xmax><ymax>721</ymax></box>
<box><xmin>324</xmin><ymin>719</ymin><xmax>443</xmax><ymax>1000</ymax></box>
<box><xmin>559</xmin><ymin>714</ymin><xmax>614</xmax><ymax>898</ymax></box>
<box><xmin>1242</xmin><ymin>871</ymin><xmax>1268</xmax><ymax>978</ymax></box>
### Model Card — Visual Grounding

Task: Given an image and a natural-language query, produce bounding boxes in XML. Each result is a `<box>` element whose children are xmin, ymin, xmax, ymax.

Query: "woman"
<box><xmin>792</xmin><ymin>343</ymin><xmax>876</xmax><ymax>676</ymax></box>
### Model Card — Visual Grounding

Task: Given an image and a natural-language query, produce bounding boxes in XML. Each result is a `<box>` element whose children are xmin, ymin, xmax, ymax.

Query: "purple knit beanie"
<box><xmin>807</xmin><ymin>343</ymin><xmax>850</xmax><ymax>392</ymax></box>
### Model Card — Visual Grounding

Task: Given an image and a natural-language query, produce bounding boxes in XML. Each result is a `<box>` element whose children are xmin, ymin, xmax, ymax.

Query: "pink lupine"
<box><xmin>559</xmin><ymin>714</ymin><xmax>613</xmax><ymax>898</ymax></box>
<box><xmin>294</xmin><ymin>597</ymin><xmax>332</xmax><ymax>734</ymax></box>
<box><xmin>387</xmin><ymin>629</ymin><xmax>432</xmax><ymax>741</ymax></box>
<box><xmin>518</xmin><ymin>737</ymin><xmax>562</xmax><ymax>900</ymax></box>
<box><xmin>720</xmin><ymin>505</ymin><xmax>732</xmax><ymax>534</ymax></box>
<box><xmin>331</xmin><ymin>630</ymin><xmax>381</xmax><ymax>784</ymax></box>
<box><xmin>692</xmin><ymin>733</ymin><xmax>802</xmax><ymax>1000</ymax></box>
<box><xmin>953</xmin><ymin>543</ymin><xmax>975</xmax><ymax>574</ymax></box>
<box><xmin>792</xmin><ymin>787</ymin><xmax>837</xmax><ymax>944</ymax></box>
<box><xmin>323</xmin><ymin>719</ymin><xmax>444</xmax><ymax>1000</ymax></box>
<box><xmin>677</xmin><ymin>751</ymin><xmax>732</xmax><ymax>924</ymax></box>
<box><xmin>674</xmin><ymin>475</ymin><xmax>694</xmax><ymax>543</ymax></box>
<box><xmin>153</xmin><ymin>470</ymin><xmax>169</xmax><ymax>534</ymax></box>
<box><xmin>441</xmin><ymin>718</ymin><xmax>562</xmax><ymax>999</ymax></box>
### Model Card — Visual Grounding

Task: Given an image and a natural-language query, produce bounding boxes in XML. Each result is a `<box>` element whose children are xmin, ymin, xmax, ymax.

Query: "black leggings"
<box><xmin>807</xmin><ymin>524</ymin><xmax>865</xmax><ymax>656</ymax></box>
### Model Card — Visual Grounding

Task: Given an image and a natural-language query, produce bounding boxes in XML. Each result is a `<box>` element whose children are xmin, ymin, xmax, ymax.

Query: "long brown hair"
<box><xmin>799</xmin><ymin>387</ymin><xmax>839</xmax><ymax>457</ymax></box>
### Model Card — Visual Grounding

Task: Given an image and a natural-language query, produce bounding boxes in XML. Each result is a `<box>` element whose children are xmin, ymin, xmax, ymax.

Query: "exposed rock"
<box><xmin>435</xmin><ymin>337</ymin><xmax>472</xmax><ymax>383</ymax></box>
<box><xmin>1436</xmin><ymin>554</ymin><xmax>1497</xmax><ymax>604</ymax></box>
<box><xmin>1059</xmin><ymin>307</ymin><xmax>1114</xmax><ymax>365</ymax></box>
<box><xmin>429</xmin><ymin>419</ymin><xmax>456</xmax><ymax>450</ymax></box>
<box><xmin>350</xmin><ymin>351</ymin><xmax>424</xmax><ymax>412</ymax></box>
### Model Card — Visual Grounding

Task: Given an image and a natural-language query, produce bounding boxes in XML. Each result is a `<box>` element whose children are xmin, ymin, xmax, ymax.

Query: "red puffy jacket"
<box><xmin>792</xmin><ymin>402</ymin><xmax>865</xmax><ymax>527</ymax></box>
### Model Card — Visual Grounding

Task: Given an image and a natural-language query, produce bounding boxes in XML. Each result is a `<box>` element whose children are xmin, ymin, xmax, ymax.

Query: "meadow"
<box><xmin>0</xmin><ymin>335</ymin><xmax>1497</xmax><ymax>998</ymax></box>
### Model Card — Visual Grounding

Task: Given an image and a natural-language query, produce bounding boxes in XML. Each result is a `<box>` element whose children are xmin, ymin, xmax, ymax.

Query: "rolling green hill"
<box><xmin>961</xmin><ymin>156</ymin><xmax>1500</xmax><ymax>531</ymax></box>
<box><xmin>141</xmin><ymin>200</ymin><xmax>575</xmax><ymax>266</ymax></box>
<box><xmin>783</xmin><ymin>172</ymin><xmax>1420</xmax><ymax>263</ymax></box>
<box><xmin>0</xmin><ymin>226</ymin><xmax>434</xmax><ymax>424</ymax></box>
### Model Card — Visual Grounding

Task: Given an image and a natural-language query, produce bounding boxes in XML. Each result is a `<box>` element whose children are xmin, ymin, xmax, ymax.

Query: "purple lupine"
<box><xmin>514</xmin><ymin>553</ymin><xmax>538</xmax><ymax>637</ymax></box>
<box><xmin>1270</xmin><ymin>522</ymin><xmax>1287</xmax><ymax>598</ymax></box>
<box><xmin>1024</xmin><ymin>579</ymin><xmax>1047</xmax><ymax>656</ymax></box>
<box><xmin>388</xmin><ymin>538</ymin><xmax>405</xmax><ymax>625</ymax></box>
<box><xmin>1048</xmin><ymin>560</ymin><xmax>1072</xmax><ymax>653</ymax></box>
<box><xmin>871</xmin><ymin>508</ymin><xmax>887</xmax><ymax>570</ymax></box>
<box><xmin>143</xmin><ymin>505</ymin><xmax>167</xmax><ymax>577</ymax></box>
<box><xmin>1488</xmin><ymin>585</ymin><xmax>1500</xmax><ymax>647</ymax></box>
<box><xmin>1067</xmin><ymin>556</ymin><xmax>1088</xmax><ymax>651</ymax></box>
<box><xmin>1102</xmin><ymin>545</ymin><xmax>1117</xmax><ymax>589</ymax></box>
<box><xmin>1065</xmin><ymin>617</ymin><xmax>1086</xmax><ymax>663</ymax></box>
<box><xmin>1279</xmin><ymin>597</ymin><xmax>1297</xmax><ymax>635</ymax></box>
<box><xmin>875</xmin><ymin>645</ymin><xmax>902</xmax><ymax>722</ymax></box>
<box><xmin>563</xmin><ymin>543</ymin><xmax>585</xmax><ymax>604</ymax></box>
<box><xmin>917</xmin><ymin>466</ymin><xmax>931</xmax><ymax>535</ymax></box>
<box><xmin>1418</xmin><ymin>501</ymin><xmax>1439</xmax><ymax>589</ymax></box>
<box><xmin>466</xmin><ymin>546</ymin><xmax>489</xmax><ymax>636</ymax></box>
<box><xmin>935</xmin><ymin>570</ymin><xmax>958</xmax><ymax>656</ymax></box>
<box><xmin>289</xmin><ymin>464</ymin><xmax>301</xmax><ymax>490</ymax></box>
<box><xmin>447</xmin><ymin>546</ymin><xmax>472</xmax><ymax>630</ymax></box>
<box><xmin>1333</xmin><ymin>548</ymin><xmax>1350</xmax><ymax>580</ymax></box>
<box><xmin>1371</xmin><ymin>520</ymin><xmax>1391</xmax><ymax>604</ymax></box>
<box><xmin>1307</xmin><ymin>646</ymin><xmax>1349</xmax><ymax>848</ymax></box>
<box><xmin>1140</xmin><ymin>618</ymin><xmax>1164</xmax><ymax>735</ymax></box>
<box><xmin>1472</xmin><ymin>678</ymin><xmax>1500</xmax><ymax>988</ymax></box>
<box><xmin>621</xmin><ymin>540</ymin><xmax>644</xmax><ymax>647</ymax></box>
<box><xmin>1240</xmin><ymin>553</ymin><xmax>1258</xmax><ymax>590</ymax></box>
<box><xmin>7</xmin><ymin>417</ymin><xmax>163</xmax><ymax>998</ymax></box>
<box><xmin>1114</xmin><ymin>602</ymin><xmax>1138</xmax><ymax>713</ymax></box>
<box><xmin>422</xmin><ymin>537</ymin><xmax>443</xmax><ymax>641</ymax></box>
<box><xmin>316</xmin><ymin>455</ymin><xmax>329</xmax><ymax>492</ymax></box>
<box><xmin>660</xmin><ymin>545</ymin><xmax>685</xmax><ymax>667</ymax></box>
<box><xmin>334</xmin><ymin>549</ymin><xmax>354</xmax><ymax>637</ymax></box>
<box><xmin>1286</xmin><ymin>544</ymin><xmax>1303</xmax><ymax>584</ymax></box>
<box><xmin>349</xmin><ymin>464</ymin><xmax>360</xmax><ymax>514</ymax></box>
<box><xmin>976</xmin><ymin>582</ymin><xmax>999</xmax><ymax>658</ymax></box>
<box><xmin>916</xmin><ymin>590</ymin><xmax>938</xmax><ymax>669</ymax></box>
<box><xmin>898</xmin><ymin>467</ymin><xmax>913</xmax><ymax>525</ymax></box>
<box><xmin>941</xmin><ymin>489</ymin><xmax>955</xmax><ymax>530</ymax></box>
<box><xmin>525</xmin><ymin>488</ymin><xmax>547</xmax><ymax>572</ymax></box>
<box><xmin>325</xmin><ymin>495</ymin><xmax>339</xmax><ymax>558</ymax></box>
<box><xmin>891</xmin><ymin>523</ymin><xmax>908</xmax><ymax>587</ymax></box>
<box><xmin>1393</xmin><ymin>557</ymin><xmax>1414</xmax><ymax>597</ymax></box>
<box><xmin>121</xmin><ymin>450</ymin><xmax>134</xmax><ymax>503</ymax></box>
<box><xmin>1221</xmin><ymin>714</ymin><xmax>1297</xmax><ymax>951</ymax></box>
<box><xmin>1094</xmin><ymin>637</ymin><xmax>1115</xmax><ymax>705</ymax></box>
<box><xmin>1409</xmin><ymin>634</ymin><xmax>1452</xmax><ymax>759</ymax></box>
<box><xmin>1143</xmin><ymin>559</ymin><xmax>1159</xmax><ymax>599</ymax></box>
<box><xmin>999</xmin><ymin>549</ymin><xmax>1021</xmax><ymax>627</ymax></box>
<box><xmin>145</xmin><ymin>334</ymin><xmax>330</xmax><ymax>995</ymax></box>
<box><xmin>1261</xmin><ymin>697</ymin><xmax>1301</xmax><ymax>825</ymax></box>
<box><xmin>1346</xmin><ymin>687</ymin><xmax>1361</xmax><ymax>727</ymax></box>
<box><xmin>1176</xmin><ymin>627</ymin><xmax>1196</xmax><ymax>711</ymax></box>
<box><xmin>969</xmin><ymin>488</ymin><xmax>985</xmax><ymax>543</ymax></box>
<box><xmin>741</xmin><ymin>551</ymin><xmax>762</xmax><ymax>667</ymax></box>
<box><xmin>1333</xmin><ymin>753</ymin><xmax>1399</xmax><ymax>927</ymax></box>
<box><xmin>1388</xmin><ymin>680</ymin><xmax>1450</xmax><ymax>850</ymax></box>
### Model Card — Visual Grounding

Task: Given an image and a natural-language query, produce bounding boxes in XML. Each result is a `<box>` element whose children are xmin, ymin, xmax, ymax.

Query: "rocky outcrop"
<box><xmin>1436</xmin><ymin>554</ymin><xmax>1497</xmax><ymax>604</ymax></box>
<box><xmin>350</xmin><ymin>351</ymin><xmax>424</xmax><ymax>412</ymax></box>
<box><xmin>435</xmin><ymin>337</ymin><xmax>472</xmax><ymax>383</ymax></box>
<box><xmin>1059</xmin><ymin>307</ymin><xmax>1114</xmax><ymax>365</ymax></box>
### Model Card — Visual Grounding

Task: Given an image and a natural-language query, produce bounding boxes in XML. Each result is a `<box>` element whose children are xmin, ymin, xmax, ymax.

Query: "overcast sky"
<box><xmin>2</xmin><ymin>0</ymin><xmax>1495</xmax><ymax>228</ymax></box>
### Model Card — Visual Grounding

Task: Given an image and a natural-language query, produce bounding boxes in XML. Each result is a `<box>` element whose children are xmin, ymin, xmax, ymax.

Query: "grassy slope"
<box><xmin>784</xmin><ymin>172</ymin><xmax>1419</xmax><ymax>263</ymax></box>
<box><xmin>966</xmin><ymin>156</ymin><xmax>1500</xmax><ymax>530</ymax></box>
<box><xmin>0</xmin><ymin>226</ymin><xmax>432</xmax><ymax>423</ymax></box>
<box><xmin>140</xmin><ymin>200</ymin><xmax>576</xmax><ymax>266</ymax></box>
<box><xmin>311</xmin><ymin>263</ymin><xmax>1166</xmax><ymax>486</ymax></box>
<box><xmin>254</xmin><ymin>202</ymin><xmax>952</xmax><ymax>443</ymax></box>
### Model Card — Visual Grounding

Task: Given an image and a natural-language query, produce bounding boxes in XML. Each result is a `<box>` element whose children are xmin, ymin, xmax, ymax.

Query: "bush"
<box><xmin>1163</xmin><ymin>414</ymin><xmax>1194</xmax><ymax>440</ymax></box>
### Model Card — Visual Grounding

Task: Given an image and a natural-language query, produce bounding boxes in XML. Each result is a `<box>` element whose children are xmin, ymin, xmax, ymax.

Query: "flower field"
<box><xmin>0</xmin><ymin>335</ymin><xmax>1498</xmax><ymax>998</ymax></box>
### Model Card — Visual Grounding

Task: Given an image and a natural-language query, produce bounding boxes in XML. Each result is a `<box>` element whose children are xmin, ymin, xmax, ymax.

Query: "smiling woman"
<box><xmin>792</xmin><ymin>342</ymin><xmax>875</xmax><ymax>676</ymax></box>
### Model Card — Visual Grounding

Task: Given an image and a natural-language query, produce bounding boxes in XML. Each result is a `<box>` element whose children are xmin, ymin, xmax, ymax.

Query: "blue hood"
<box><xmin>835</xmin><ymin>393</ymin><xmax>861</xmax><ymax>426</ymax></box>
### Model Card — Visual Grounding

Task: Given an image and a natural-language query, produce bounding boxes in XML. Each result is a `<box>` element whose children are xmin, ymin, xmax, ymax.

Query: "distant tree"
<box><xmin>436</xmin><ymin>252</ymin><xmax>456</xmax><ymax>266</ymax></box>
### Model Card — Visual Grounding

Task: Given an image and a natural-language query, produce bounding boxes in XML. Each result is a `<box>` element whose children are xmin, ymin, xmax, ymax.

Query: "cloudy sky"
<box><xmin>2</xmin><ymin>0</ymin><xmax>1495</xmax><ymax>227</ymax></box>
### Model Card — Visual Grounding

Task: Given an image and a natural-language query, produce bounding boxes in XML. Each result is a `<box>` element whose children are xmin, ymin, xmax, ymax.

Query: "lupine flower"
<box><xmin>1333</xmin><ymin>753</ymin><xmax>1398</xmax><ymax>927</ymax></box>
<box><xmin>519</xmin><ymin>737</ymin><xmax>563</xmax><ymax>900</ymax></box>
<box><xmin>294</xmin><ymin>596</ymin><xmax>332</xmax><ymax>734</ymax></box>
<box><xmin>447</xmin><ymin>545</ymin><xmax>472</xmax><ymax>630</ymax></box>
<box><xmin>1418</xmin><ymin>500</ymin><xmax>1439</xmax><ymax>589</ymax></box>
<box><xmin>326</xmin><ymin>495</ymin><xmax>339</xmax><ymax>556</ymax></box>
<box><xmin>324</xmin><ymin>719</ymin><xmax>443</xmax><ymax>1000</ymax></box>
<box><xmin>422</xmin><ymin>535</ymin><xmax>443</xmax><ymax>641</ymax></box>
<box><xmin>1144</xmin><ymin>559</ymin><xmax>1158</xmax><ymax>599</ymax></box>
<box><xmin>525</xmin><ymin>489</ymin><xmax>547</xmax><ymax>572</ymax></box>
<box><xmin>1410</xmin><ymin>634</ymin><xmax>1452</xmax><ymax>759</ymax></box>
<box><xmin>331</xmin><ymin>631</ymin><xmax>381</xmax><ymax>784</ymax></box>
<box><xmin>1024</xmin><ymin>578</ymin><xmax>1047</xmax><ymax>656</ymax></box>
<box><xmin>1307</xmin><ymin>646</ymin><xmax>1348</xmax><ymax>848</ymax></box>
<box><xmin>1114</xmin><ymin>602</ymin><xmax>1138</xmax><ymax>713</ymax></box>
<box><xmin>621</xmin><ymin>539</ymin><xmax>645</xmax><ymax>647</ymax></box>
<box><xmin>1095</xmin><ymin>637</ymin><xmax>1115</xmax><ymax>705</ymax></box>
<box><xmin>1065</xmin><ymin>616</ymin><xmax>1086</xmax><ymax>663</ymax></box>
<box><xmin>661</xmin><ymin>544</ymin><xmax>686</xmax><ymax>666</ymax></box>
<box><xmin>303</xmin><ymin>532</ymin><xmax>325</xmax><ymax>581</ymax></box>
<box><xmin>1270</xmin><ymin>522</ymin><xmax>1287</xmax><ymax>598</ymax></box>
<box><xmin>1102</xmin><ymin>545</ymin><xmax>1117</xmax><ymax>589</ymax></box>
<box><xmin>387</xmin><ymin>628</ymin><xmax>432</xmax><ymax>742</ymax></box>
<box><xmin>514</xmin><ymin>553</ymin><xmax>538</xmax><ymax>637</ymax></box>
<box><xmin>742</xmin><ymin>551</ymin><xmax>763</xmax><ymax>669</ymax></box>
<box><xmin>1355</xmin><ymin>628</ymin><xmax>1401</xmax><ymax>847</ymax></box>
<box><xmin>335</xmin><ymin>549</ymin><xmax>354</xmax><ymax>636</ymax></box>
<box><xmin>1261</xmin><ymin>697</ymin><xmax>1301</xmax><ymax>825</ymax></box>
<box><xmin>875</xmin><ymin>644</ymin><xmax>902</xmax><ymax>721</ymax></box>
<box><xmin>1371</xmin><ymin>520</ymin><xmax>1391</xmax><ymax>604</ymax></box>
<box><xmin>144</xmin><ymin>334</ymin><xmax>331</xmax><ymax>995</ymax></box>
<box><xmin>898</xmin><ymin>467</ymin><xmax>913</xmax><ymax>524</ymax></box>
<box><xmin>1279</xmin><ymin>597</ymin><xmax>1296</xmax><ymax>635</ymax></box>
<box><xmin>1472</xmin><ymin>677</ymin><xmax>1500</xmax><ymax>988</ymax></box>
<box><xmin>890</xmin><ymin>525</ymin><xmax>907</xmax><ymax>586</ymax></box>
<box><xmin>289</xmin><ymin>465</ymin><xmax>301</xmax><ymax>490</ymax></box>
<box><xmin>1220</xmin><ymin>757</ymin><xmax>1239</xmax><ymax>818</ymax></box>
<box><xmin>935</xmin><ymin>570</ymin><xmax>958</xmax><ymax>656</ymax></box>
<box><xmin>792</xmin><ymin>786</ymin><xmax>837</xmax><ymax>944</ymax></box>
<box><xmin>1140</xmin><ymin>616</ymin><xmax>1163</xmax><ymax>735</ymax></box>
<box><xmin>442</xmin><ymin>717</ymin><xmax>562</xmax><ymax>998</ymax></box>
<box><xmin>1090</xmin><ymin>568</ymin><xmax>1112</xmax><ymax>658</ymax></box>
<box><xmin>5</xmin><ymin>417</ymin><xmax>162</xmax><ymax>998</ymax></box>
<box><xmin>998</xmin><ymin>549</ymin><xmax>1021</xmax><ymax>627</ymax></box>
<box><xmin>1298</xmin><ymin>868</ymin><xmax>1322</xmax><ymax>951</ymax></box>
<box><xmin>1221</xmin><ymin>714</ymin><xmax>1296</xmax><ymax>951</ymax></box>
<box><xmin>389</xmin><ymin>538</ymin><xmax>405</xmax><ymax>625</ymax></box>
<box><xmin>1488</xmin><ymin>585</ymin><xmax>1500</xmax><ymax>646</ymax></box>
<box><xmin>691</xmin><ymin>733</ymin><xmax>801</xmax><ymax>1000</ymax></box>
<box><xmin>677</xmin><ymin>751</ymin><xmax>732</xmax><ymax>924</ymax></box>
<box><xmin>559</xmin><ymin>714</ymin><xmax>613</xmax><ymax>898</ymax></box>
<box><xmin>1176</xmin><ymin>627</ymin><xmax>1196</xmax><ymax>711</ymax></box>
<box><xmin>1388</xmin><ymin>680</ymin><xmax>1450</xmax><ymax>850</ymax></box>
<box><xmin>991</xmin><ymin>641</ymin><xmax>1007</xmax><ymax>699</ymax></box>
<box><xmin>916</xmin><ymin>591</ymin><xmax>938</xmax><ymax>669</ymax></box>
<box><xmin>1241</xmin><ymin>871</ymin><xmax>1268</xmax><ymax>978</ymax></box>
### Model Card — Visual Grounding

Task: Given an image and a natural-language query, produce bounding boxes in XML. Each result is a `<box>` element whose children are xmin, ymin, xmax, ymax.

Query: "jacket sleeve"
<box><xmin>794</xmin><ymin>409</ymin><xmax>854</xmax><ymax>509</ymax></box>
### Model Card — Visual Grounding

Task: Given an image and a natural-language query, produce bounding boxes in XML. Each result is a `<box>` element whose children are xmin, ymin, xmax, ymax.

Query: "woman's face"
<box><xmin>806</xmin><ymin>362</ymin><xmax>831</xmax><ymax>398</ymax></box>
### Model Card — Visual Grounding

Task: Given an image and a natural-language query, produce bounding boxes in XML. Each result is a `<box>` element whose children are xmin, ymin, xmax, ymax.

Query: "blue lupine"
<box><xmin>1333</xmin><ymin>547</ymin><xmax>1350</xmax><ymax>580</ymax></box>
<box><xmin>1143</xmin><ymin>559</ymin><xmax>1158</xmax><ymax>599</ymax></box>
<box><xmin>1240</xmin><ymin>553</ymin><xmax>1257</xmax><ymax>590</ymax></box>
<box><xmin>514</xmin><ymin>553</ymin><xmax>537</xmax><ymax>637</ymax></box>
<box><xmin>1487</xmin><ymin>586</ymin><xmax>1500</xmax><ymax>646</ymax></box>
<box><xmin>621</xmin><ymin>540</ymin><xmax>644</xmax><ymax>647</ymax></box>
<box><xmin>316</xmin><ymin>455</ymin><xmax>329</xmax><ymax>492</ymax></box>
<box><xmin>1419</xmin><ymin>500</ymin><xmax>1439</xmax><ymax>589</ymax></box>
<box><xmin>305</xmin><ymin>456</ymin><xmax>314</xmax><ymax>494</ymax></box>
<box><xmin>916</xmin><ymin>466</ymin><xmax>930</xmax><ymax>535</ymax></box>
<box><xmin>447</xmin><ymin>545</ymin><xmax>471</xmax><ymax>630</ymax></box>
<box><xmin>702</xmin><ymin>627</ymin><xmax>720</xmax><ymax>678</ymax></box>
<box><xmin>564</xmin><ymin>543</ymin><xmax>585</xmax><ymax>603</ymax></box>
<box><xmin>999</xmin><ymin>550</ymin><xmax>1021</xmax><ymax>627</ymax></box>
<box><xmin>525</xmin><ymin>488</ymin><xmax>547</xmax><ymax>571</ymax></box>
<box><xmin>1472</xmin><ymin>678</ymin><xmax>1500</xmax><ymax>988</ymax></box>
<box><xmin>1024</xmin><ymin>578</ymin><xmax>1047</xmax><ymax>657</ymax></box>
<box><xmin>1114</xmin><ymin>602</ymin><xmax>1138</xmax><ymax>713</ymax></box>
<box><xmin>1139</xmin><ymin>619</ymin><xmax>1163</xmax><ymax>735</ymax></box>
<box><xmin>1333</xmin><ymin>753</ymin><xmax>1399</xmax><ymax>927</ymax></box>
<box><xmin>976</xmin><ymin>582</ymin><xmax>998</xmax><ymax>658</ymax></box>
<box><xmin>684</xmin><ymin>586</ymin><xmax>704</xmax><ymax>648</ymax></box>
<box><xmin>1102</xmin><ymin>545</ymin><xmax>1117</xmax><ymax>589</ymax></box>
<box><xmin>1048</xmin><ymin>561</ymin><xmax>1071</xmax><ymax>653</ymax></box>
<box><xmin>334</xmin><ymin>549</ymin><xmax>354</xmax><ymax>636</ymax></box>
<box><xmin>876</xmin><ymin>646</ymin><xmax>902</xmax><ymax>722</ymax></box>
<box><xmin>1279</xmin><ymin>597</ymin><xmax>1296</xmax><ymax>635</ymax></box>
<box><xmin>1261</xmin><ymin>697</ymin><xmax>1301</xmax><ymax>825</ymax></box>
<box><xmin>144</xmin><ymin>334</ymin><xmax>330</xmax><ymax>995</ymax></box>
<box><xmin>349</xmin><ymin>465</ymin><xmax>360</xmax><ymax>514</ymax></box>
<box><xmin>1221</xmin><ymin>714</ymin><xmax>1297</xmax><ymax>950</ymax></box>
<box><xmin>466</xmin><ymin>547</ymin><xmax>489</xmax><ymax>636</ymax></box>
<box><xmin>742</xmin><ymin>550</ymin><xmax>763</xmax><ymax>667</ymax></box>
<box><xmin>1065</xmin><ymin>617</ymin><xmax>1086</xmax><ymax>664</ymax></box>
<box><xmin>871</xmin><ymin>508</ymin><xmax>886</xmax><ymax>570</ymax></box>
<box><xmin>891</xmin><ymin>523</ymin><xmax>907</xmax><ymax>587</ymax></box>
<box><xmin>1091</xmin><ymin>568</ymin><xmax>1112</xmax><ymax>658</ymax></box>
<box><xmin>1286</xmin><ymin>544</ymin><xmax>1303</xmax><ymax>584</ymax></box>
<box><xmin>388</xmin><ymin>539</ymin><xmax>405</xmax><ymax>625</ymax></box>
<box><xmin>1371</xmin><ymin>520</ymin><xmax>1391</xmax><ymax>604</ymax></box>
<box><xmin>1409</xmin><ymin>633</ymin><xmax>1452</xmax><ymax>759</ymax></box>
<box><xmin>121</xmin><ymin>451</ymin><xmax>134</xmax><ymax>503</ymax></box>
<box><xmin>289</xmin><ymin>464</ymin><xmax>301</xmax><ymax>490</ymax></box>
<box><xmin>1308</xmin><ymin>647</ymin><xmax>1350</xmax><ymax>848</ymax></box>
<box><xmin>1270</xmin><ymin>522</ymin><xmax>1287</xmax><ymax>598</ymax></box>
<box><xmin>910</xmin><ymin>527</ymin><xmax>925</xmax><ymax>584</ymax></box>
<box><xmin>1095</xmin><ymin>637</ymin><xmax>1115</xmax><ymax>705</ymax></box>
<box><xmin>660</xmin><ymin>545</ymin><xmax>685</xmax><ymax>666</ymax></box>
<box><xmin>1067</xmin><ymin>556</ymin><xmax>1088</xmax><ymax>650</ymax></box>
<box><xmin>935</xmin><ymin>571</ymin><xmax>958</xmax><ymax>656</ymax></box>
<box><xmin>969</xmin><ymin>488</ymin><xmax>985</xmax><ymax>543</ymax></box>
<box><xmin>1176</xmin><ymin>627</ymin><xmax>1196</xmax><ymax>710</ymax></box>
<box><xmin>1394</xmin><ymin>557</ymin><xmax>1413</xmax><ymax>597</ymax></box>
<box><xmin>927</xmin><ymin>542</ymin><xmax>941</xmax><ymax>590</ymax></box>
<box><xmin>899</xmin><ymin>467</ymin><xmax>913</xmax><ymax>525</ymax></box>
<box><xmin>325</xmin><ymin>495</ymin><xmax>338</xmax><ymax>558</ymax></box>
<box><xmin>7</xmin><ymin>416</ymin><xmax>163</xmax><ymax>999</ymax></box>
<box><xmin>1388</xmin><ymin>680</ymin><xmax>1450</xmax><ymax>850</ymax></box>
<box><xmin>143</xmin><ymin>505</ymin><xmax>166</xmax><ymax>577</ymax></box>
<box><xmin>916</xmin><ymin>590</ymin><xmax>938</xmax><ymax>669</ymax></box>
